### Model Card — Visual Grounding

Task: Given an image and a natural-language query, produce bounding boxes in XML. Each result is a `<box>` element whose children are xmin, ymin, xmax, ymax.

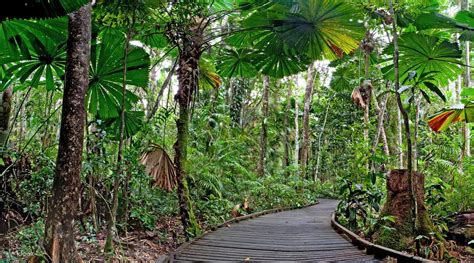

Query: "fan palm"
<box><xmin>382</xmin><ymin>33</ymin><xmax>462</xmax><ymax>86</ymax></box>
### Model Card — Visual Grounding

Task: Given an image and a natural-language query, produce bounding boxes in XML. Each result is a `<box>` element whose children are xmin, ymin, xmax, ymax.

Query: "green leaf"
<box><xmin>423</xmin><ymin>82</ymin><xmax>446</xmax><ymax>102</ymax></box>
<box><xmin>461</xmin><ymin>88</ymin><xmax>474</xmax><ymax>98</ymax></box>
<box><xmin>218</xmin><ymin>48</ymin><xmax>257</xmax><ymax>78</ymax></box>
<box><xmin>0</xmin><ymin>0</ymin><xmax>89</xmax><ymax>21</ymax></box>
<box><xmin>382</xmin><ymin>33</ymin><xmax>462</xmax><ymax>86</ymax></box>
<box><xmin>103</xmin><ymin>110</ymin><xmax>145</xmax><ymax>140</ymax></box>
<box><xmin>248</xmin><ymin>0</ymin><xmax>363</xmax><ymax>61</ymax></box>
<box><xmin>419</xmin><ymin>89</ymin><xmax>431</xmax><ymax>104</ymax></box>
<box><xmin>87</xmin><ymin>30</ymin><xmax>150</xmax><ymax>119</ymax></box>
<box><xmin>415</xmin><ymin>13</ymin><xmax>459</xmax><ymax>30</ymax></box>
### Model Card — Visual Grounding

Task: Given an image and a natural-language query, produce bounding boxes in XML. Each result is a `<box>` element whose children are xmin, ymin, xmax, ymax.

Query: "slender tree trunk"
<box><xmin>363</xmin><ymin>54</ymin><xmax>370</xmax><ymax>144</ymax></box>
<box><xmin>314</xmin><ymin>98</ymin><xmax>331</xmax><ymax>181</ymax></box>
<box><xmin>371</xmin><ymin>84</ymin><xmax>389</xmax><ymax>156</ymax></box>
<box><xmin>283</xmin><ymin>81</ymin><xmax>291</xmax><ymax>172</ymax></box>
<box><xmin>413</xmin><ymin>95</ymin><xmax>420</xmax><ymax>171</ymax></box>
<box><xmin>257</xmin><ymin>75</ymin><xmax>270</xmax><ymax>177</ymax></box>
<box><xmin>294</xmin><ymin>86</ymin><xmax>299</xmax><ymax>172</ymax></box>
<box><xmin>462</xmin><ymin>0</ymin><xmax>471</xmax><ymax>158</ymax></box>
<box><xmin>397</xmin><ymin>102</ymin><xmax>403</xmax><ymax>167</ymax></box>
<box><xmin>230</xmin><ymin>78</ymin><xmax>246</xmax><ymax>126</ymax></box>
<box><xmin>43</xmin><ymin>4</ymin><xmax>91</xmax><ymax>262</ymax></box>
<box><xmin>301</xmin><ymin>63</ymin><xmax>316</xmax><ymax>176</ymax></box>
<box><xmin>147</xmin><ymin>58</ymin><xmax>178</xmax><ymax>120</ymax></box>
<box><xmin>389</xmin><ymin>0</ymin><xmax>418</xmax><ymax>232</ymax></box>
<box><xmin>174</xmin><ymin>43</ymin><xmax>201</xmax><ymax>240</ymax></box>
<box><xmin>0</xmin><ymin>88</ymin><xmax>13</xmax><ymax>148</ymax></box>
<box><xmin>104</xmin><ymin>30</ymin><xmax>132</xmax><ymax>253</ymax></box>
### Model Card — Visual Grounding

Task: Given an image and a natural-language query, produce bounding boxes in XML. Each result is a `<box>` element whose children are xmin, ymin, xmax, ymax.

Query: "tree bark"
<box><xmin>301</xmin><ymin>63</ymin><xmax>316</xmax><ymax>176</ymax></box>
<box><xmin>283</xmin><ymin>80</ymin><xmax>291</xmax><ymax>172</ymax></box>
<box><xmin>371</xmin><ymin>84</ymin><xmax>390</xmax><ymax>156</ymax></box>
<box><xmin>389</xmin><ymin>0</ymin><xmax>417</xmax><ymax>233</ymax></box>
<box><xmin>413</xmin><ymin>96</ymin><xmax>420</xmax><ymax>171</ymax></box>
<box><xmin>462</xmin><ymin>0</ymin><xmax>471</xmax><ymax>158</ymax></box>
<box><xmin>397</xmin><ymin>101</ymin><xmax>403</xmax><ymax>167</ymax></box>
<box><xmin>230</xmin><ymin>78</ymin><xmax>246</xmax><ymax>126</ymax></box>
<box><xmin>314</xmin><ymin>97</ymin><xmax>331</xmax><ymax>181</ymax></box>
<box><xmin>0</xmin><ymin>87</ymin><xmax>12</xmax><ymax>148</ymax></box>
<box><xmin>374</xmin><ymin>170</ymin><xmax>432</xmax><ymax>250</ymax></box>
<box><xmin>257</xmin><ymin>75</ymin><xmax>270</xmax><ymax>177</ymax></box>
<box><xmin>147</xmin><ymin>58</ymin><xmax>178</xmax><ymax>120</ymax></box>
<box><xmin>174</xmin><ymin>43</ymin><xmax>201</xmax><ymax>240</ymax></box>
<box><xmin>294</xmin><ymin>86</ymin><xmax>299</xmax><ymax>173</ymax></box>
<box><xmin>43</xmin><ymin>4</ymin><xmax>91</xmax><ymax>262</ymax></box>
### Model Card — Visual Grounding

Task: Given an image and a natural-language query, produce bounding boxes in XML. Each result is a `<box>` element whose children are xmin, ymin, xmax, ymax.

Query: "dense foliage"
<box><xmin>0</xmin><ymin>0</ymin><xmax>472</xmax><ymax>262</ymax></box>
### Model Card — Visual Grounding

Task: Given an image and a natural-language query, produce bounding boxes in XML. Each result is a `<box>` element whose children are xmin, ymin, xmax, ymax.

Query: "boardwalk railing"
<box><xmin>331</xmin><ymin>213</ymin><xmax>434</xmax><ymax>263</ymax></box>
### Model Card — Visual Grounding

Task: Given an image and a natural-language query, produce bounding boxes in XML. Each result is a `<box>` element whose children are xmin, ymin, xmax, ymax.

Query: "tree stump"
<box><xmin>373</xmin><ymin>169</ymin><xmax>432</xmax><ymax>250</ymax></box>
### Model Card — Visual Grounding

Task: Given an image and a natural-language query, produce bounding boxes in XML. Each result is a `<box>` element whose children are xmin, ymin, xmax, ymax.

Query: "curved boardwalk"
<box><xmin>170</xmin><ymin>199</ymin><xmax>379</xmax><ymax>262</ymax></box>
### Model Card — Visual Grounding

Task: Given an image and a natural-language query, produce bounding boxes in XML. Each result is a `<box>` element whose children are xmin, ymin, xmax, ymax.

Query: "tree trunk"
<box><xmin>294</xmin><ymin>88</ymin><xmax>299</xmax><ymax>173</ymax></box>
<box><xmin>363</xmin><ymin>54</ymin><xmax>370</xmax><ymax>145</ymax></box>
<box><xmin>389</xmin><ymin>0</ymin><xmax>418</xmax><ymax>233</ymax></box>
<box><xmin>371</xmin><ymin>86</ymin><xmax>389</xmax><ymax>156</ymax></box>
<box><xmin>257</xmin><ymin>75</ymin><xmax>270</xmax><ymax>177</ymax></box>
<box><xmin>230</xmin><ymin>78</ymin><xmax>246</xmax><ymax>126</ymax></box>
<box><xmin>374</xmin><ymin>170</ymin><xmax>432</xmax><ymax>250</ymax></box>
<box><xmin>301</xmin><ymin>63</ymin><xmax>316</xmax><ymax>176</ymax></box>
<box><xmin>0</xmin><ymin>87</ymin><xmax>12</xmax><ymax>148</ymax></box>
<box><xmin>174</xmin><ymin>45</ymin><xmax>201</xmax><ymax>240</ymax></box>
<box><xmin>314</xmin><ymin>98</ymin><xmax>331</xmax><ymax>181</ymax></box>
<box><xmin>283</xmin><ymin>81</ymin><xmax>291</xmax><ymax>172</ymax></box>
<box><xmin>147</xmin><ymin>58</ymin><xmax>178</xmax><ymax>120</ymax></box>
<box><xmin>397</xmin><ymin>102</ymin><xmax>404</xmax><ymax>167</ymax></box>
<box><xmin>104</xmin><ymin>30</ymin><xmax>132</xmax><ymax>253</ymax></box>
<box><xmin>462</xmin><ymin>0</ymin><xmax>471</xmax><ymax>159</ymax></box>
<box><xmin>413</xmin><ymin>96</ymin><xmax>420</xmax><ymax>171</ymax></box>
<box><xmin>43</xmin><ymin>4</ymin><xmax>91</xmax><ymax>262</ymax></box>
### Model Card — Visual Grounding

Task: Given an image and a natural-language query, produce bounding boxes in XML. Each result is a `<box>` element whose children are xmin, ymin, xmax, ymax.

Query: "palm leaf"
<box><xmin>87</xmin><ymin>30</ymin><xmax>150</xmax><ymax>119</ymax></box>
<box><xmin>382</xmin><ymin>33</ymin><xmax>462</xmax><ymax>86</ymax></box>
<box><xmin>140</xmin><ymin>144</ymin><xmax>177</xmax><ymax>192</ymax></box>
<box><xmin>0</xmin><ymin>0</ymin><xmax>90</xmax><ymax>22</ymax></box>
<box><xmin>428</xmin><ymin>103</ymin><xmax>474</xmax><ymax>132</ymax></box>
<box><xmin>103</xmin><ymin>110</ymin><xmax>145</xmax><ymax>140</ymax></box>
<box><xmin>218</xmin><ymin>48</ymin><xmax>257</xmax><ymax>78</ymax></box>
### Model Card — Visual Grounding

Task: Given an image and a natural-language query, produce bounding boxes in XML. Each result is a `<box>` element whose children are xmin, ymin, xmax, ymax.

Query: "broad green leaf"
<box><xmin>0</xmin><ymin>0</ymin><xmax>89</xmax><ymax>21</ymax></box>
<box><xmin>218</xmin><ymin>48</ymin><xmax>257</xmax><ymax>78</ymax></box>
<box><xmin>103</xmin><ymin>110</ymin><xmax>145</xmax><ymax>140</ymax></box>
<box><xmin>382</xmin><ymin>33</ymin><xmax>462</xmax><ymax>86</ymax></box>
<box><xmin>87</xmin><ymin>30</ymin><xmax>150</xmax><ymax>119</ymax></box>
<box><xmin>423</xmin><ymin>82</ymin><xmax>446</xmax><ymax>102</ymax></box>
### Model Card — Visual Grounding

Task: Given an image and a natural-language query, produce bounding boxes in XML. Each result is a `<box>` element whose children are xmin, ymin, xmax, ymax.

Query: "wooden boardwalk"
<box><xmin>170</xmin><ymin>199</ymin><xmax>379</xmax><ymax>262</ymax></box>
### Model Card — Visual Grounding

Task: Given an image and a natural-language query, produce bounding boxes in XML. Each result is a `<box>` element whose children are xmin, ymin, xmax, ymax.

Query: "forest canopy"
<box><xmin>0</xmin><ymin>0</ymin><xmax>472</xmax><ymax>262</ymax></box>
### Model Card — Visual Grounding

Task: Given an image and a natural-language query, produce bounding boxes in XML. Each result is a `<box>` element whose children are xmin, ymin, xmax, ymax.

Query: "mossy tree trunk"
<box><xmin>389</xmin><ymin>0</ymin><xmax>418</xmax><ymax>233</ymax></box>
<box><xmin>43</xmin><ymin>4</ymin><xmax>91</xmax><ymax>262</ymax></box>
<box><xmin>374</xmin><ymin>170</ymin><xmax>432</xmax><ymax>250</ymax></box>
<box><xmin>174</xmin><ymin>41</ymin><xmax>201</xmax><ymax>240</ymax></box>
<box><xmin>283</xmin><ymin>81</ymin><xmax>292</xmax><ymax>173</ymax></box>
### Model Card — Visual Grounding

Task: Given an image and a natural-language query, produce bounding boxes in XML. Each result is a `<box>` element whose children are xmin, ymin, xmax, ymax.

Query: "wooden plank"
<box><xmin>169</xmin><ymin>199</ymin><xmax>380</xmax><ymax>262</ymax></box>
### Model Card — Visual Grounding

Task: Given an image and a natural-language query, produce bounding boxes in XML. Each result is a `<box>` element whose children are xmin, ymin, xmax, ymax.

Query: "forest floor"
<box><xmin>0</xmin><ymin>216</ymin><xmax>184</xmax><ymax>262</ymax></box>
<box><xmin>1</xmin><ymin>214</ymin><xmax>473</xmax><ymax>261</ymax></box>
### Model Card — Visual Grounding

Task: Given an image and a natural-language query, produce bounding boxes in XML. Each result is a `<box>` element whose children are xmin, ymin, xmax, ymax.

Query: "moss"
<box><xmin>183</xmin><ymin>177</ymin><xmax>201</xmax><ymax>238</ymax></box>
<box><xmin>374</xmin><ymin>217</ymin><xmax>415</xmax><ymax>251</ymax></box>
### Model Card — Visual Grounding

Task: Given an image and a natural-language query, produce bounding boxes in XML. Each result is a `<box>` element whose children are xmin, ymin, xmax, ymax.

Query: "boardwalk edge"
<box><xmin>331</xmin><ymin>212</ymin><xmax>436</xmax><ymax>263</ymax></box>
